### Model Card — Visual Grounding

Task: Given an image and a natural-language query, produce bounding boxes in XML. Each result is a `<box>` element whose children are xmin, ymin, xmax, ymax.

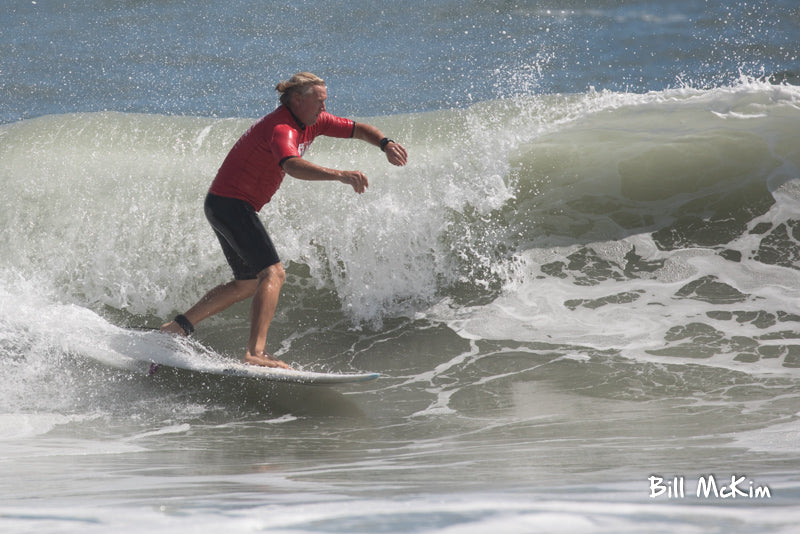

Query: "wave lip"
<box><xmin>1</xmin><ymin>81</ymin><xmax>799</xmax><ymax>347</ymax></box>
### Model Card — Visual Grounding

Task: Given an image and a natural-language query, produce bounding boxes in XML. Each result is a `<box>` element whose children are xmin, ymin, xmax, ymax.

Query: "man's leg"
<box><xmin>160</xmin><ymin>278</ymin><xmax>259</xmax><ymax>335</ymax></box>
<box><xmin>243</xmin><ymin>263</ymin><xmax>290</xmax><ymax>369</ymax></box>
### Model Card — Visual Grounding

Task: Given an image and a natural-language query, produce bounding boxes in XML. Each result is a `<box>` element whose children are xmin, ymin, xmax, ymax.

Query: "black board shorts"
<box><xmin>204</xmin><ymin>193</ymin><xmax>280</xmax><ymax>280</ymax></box>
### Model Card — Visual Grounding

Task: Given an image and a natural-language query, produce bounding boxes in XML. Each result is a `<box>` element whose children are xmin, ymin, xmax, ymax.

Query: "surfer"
<box><xmin>160</xmin><ymin>72</ymin><xmax>408</xmax><ymax>368</ymax></box>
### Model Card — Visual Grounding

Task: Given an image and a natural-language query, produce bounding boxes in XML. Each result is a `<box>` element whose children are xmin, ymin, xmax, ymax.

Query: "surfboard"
<box><xmin>99</xmin><ymin>329</ymin><xmax>379</xmax><ymax>386</ymax></box>
<box><xmin>147</xmin><ymin>358</ymin><xmax>380</xmax><ymax>385</ymax></box>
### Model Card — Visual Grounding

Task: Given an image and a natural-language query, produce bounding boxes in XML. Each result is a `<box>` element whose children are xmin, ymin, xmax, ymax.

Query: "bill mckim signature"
<box><xmin>649</xmin><ymin>475</ymin><xmax>772</xmax><ymax>499</ymax></box>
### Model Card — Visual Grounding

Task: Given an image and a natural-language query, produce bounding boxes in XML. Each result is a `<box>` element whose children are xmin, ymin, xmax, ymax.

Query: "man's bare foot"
<box><xmin>243</xmin><ymin>351</ymin><xmax>292</xmax><ymax>369</ymax></box>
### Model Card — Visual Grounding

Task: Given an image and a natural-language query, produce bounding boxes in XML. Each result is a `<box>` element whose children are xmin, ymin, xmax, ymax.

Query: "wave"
<box><xmin>1</xmin><ymin>79</ymin><xmax>799</xmax><ymax>332</ymax></box>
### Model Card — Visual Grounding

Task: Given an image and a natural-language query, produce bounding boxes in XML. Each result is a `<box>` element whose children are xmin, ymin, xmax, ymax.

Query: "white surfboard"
<box><xmin>95</xmin><ymin>329</ymin><xmax>379</xmax><ymax>385</ymax></box>
<box><xmin>149</xmin><ymin>358</ymin><xmax>380</xmax><ymax>385</ymax></box>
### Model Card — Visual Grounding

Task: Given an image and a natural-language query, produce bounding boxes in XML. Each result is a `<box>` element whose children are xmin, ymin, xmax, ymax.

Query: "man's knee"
<box><xmin>257</xmin><ymin>262</ymin><xmax>285</xmax><ymax>286</ymax></box>
<box><xmin>231</xmin><ymin>278</ymin><xmax>259</xmax><ymax>300</ymax></box>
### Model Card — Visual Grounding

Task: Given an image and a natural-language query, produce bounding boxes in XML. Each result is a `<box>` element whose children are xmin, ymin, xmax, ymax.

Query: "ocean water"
<box><xmin>2</xmin><ymin>1</ymin><xmax>800</xmax><ymax>532</ymax></box>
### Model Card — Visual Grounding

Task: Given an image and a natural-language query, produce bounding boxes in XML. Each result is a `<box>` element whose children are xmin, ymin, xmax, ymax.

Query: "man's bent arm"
<box><xmin>353</xmin><ymin>123</ymin><xmax>408</xmax><ymax>167</ymax></box>
<box><xmin>352</xmin><ymin>122</ymin><xmax>386</xmax><ymax>147</ymax></box>
<box><xmin>282</xmin><ymin>157</ymin><xmax>369</xmax><ymax>194</ymax></box>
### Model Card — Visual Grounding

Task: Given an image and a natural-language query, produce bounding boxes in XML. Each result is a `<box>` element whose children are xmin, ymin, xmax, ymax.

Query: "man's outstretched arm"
<box><xmin>353</xmin><ymin>122</ymin><xmax>408</xmax><ymax>167</ymax></box>
<box><xmin>281</xmin><ymin>157</ymin><xmax>369</xmax><ymax>194</ymax></box>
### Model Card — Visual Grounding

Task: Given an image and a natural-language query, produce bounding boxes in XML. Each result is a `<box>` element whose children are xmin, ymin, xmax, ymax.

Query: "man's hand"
<box><xmin>384</xmin><ymin>142</ymin><xmax>408</xmax><ymax>167</ymax></box>
<box><xmin>339</xmin><ymin>170</ymin><xmax>369</xmax><ymax>194</ymax></box>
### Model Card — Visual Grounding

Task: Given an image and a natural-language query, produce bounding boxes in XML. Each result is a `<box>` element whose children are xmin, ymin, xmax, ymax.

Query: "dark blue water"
<box><xmin>2</xmin><ymin>0</ymin><xmax>798</xmax><ymax>123</ymax></box>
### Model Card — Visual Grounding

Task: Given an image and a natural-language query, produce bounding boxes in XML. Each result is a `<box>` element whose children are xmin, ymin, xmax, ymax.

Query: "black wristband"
<box><xmin>174</xmin><ymin>314</ymin><xmax>194</xmax><ymax>336</ymax></box>
<box><xmin>379</xmin><ymin>137</ymin><xmax>393</xmax><ymax>152</ymax></box>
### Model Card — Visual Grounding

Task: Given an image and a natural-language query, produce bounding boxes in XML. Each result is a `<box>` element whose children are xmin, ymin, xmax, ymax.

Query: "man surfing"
<box><xmin>160</xmin><ymin>72</ymin><xmax>408</xmax><ymax>368</ymax></box>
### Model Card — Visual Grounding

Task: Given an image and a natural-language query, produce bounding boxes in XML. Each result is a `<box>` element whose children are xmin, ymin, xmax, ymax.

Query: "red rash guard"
<box><xmin>209</xmin><ymin>106</ymin><xmax>356</xmax><ymax>211</ymax></box>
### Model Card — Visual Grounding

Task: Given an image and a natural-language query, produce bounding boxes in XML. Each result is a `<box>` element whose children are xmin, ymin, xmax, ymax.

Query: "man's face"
<box><xmin>292</xmin><ymin>85</ymin><xmax>327</xmax><ymax>126</ymax></box>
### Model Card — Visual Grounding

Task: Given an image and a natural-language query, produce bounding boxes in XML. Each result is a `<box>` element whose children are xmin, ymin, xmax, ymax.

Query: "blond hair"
<box><xmin>276</xmin><ymin>72</ymin><xmax>325</xmax><ymax>106</ymax></box>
